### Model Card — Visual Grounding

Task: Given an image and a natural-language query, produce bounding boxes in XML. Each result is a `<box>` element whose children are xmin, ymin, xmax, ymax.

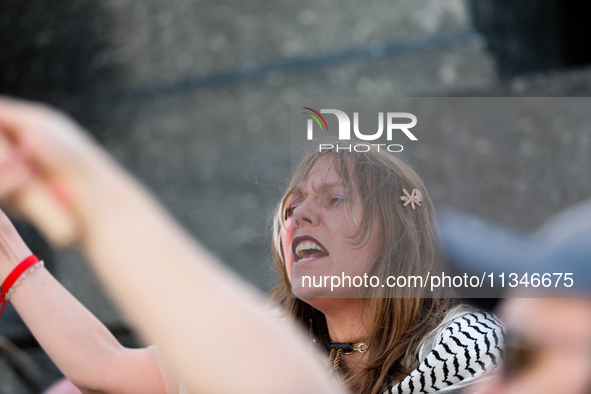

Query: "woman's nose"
<box><xmin>293</xmin><ymin>199</ymin><xmax>319</xmax><ymax>228</ymax></box>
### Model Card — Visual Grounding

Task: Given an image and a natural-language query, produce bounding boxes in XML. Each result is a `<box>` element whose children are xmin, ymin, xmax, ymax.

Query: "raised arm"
<box><xmin>0</xmin><ymin>210</ymin><xmax>166</xmax><ymax>394</ymax></box>
<box><xmin>0</xmin><ymin>97</ymin><xmax>336</xmax><ymax>394</ymax></box>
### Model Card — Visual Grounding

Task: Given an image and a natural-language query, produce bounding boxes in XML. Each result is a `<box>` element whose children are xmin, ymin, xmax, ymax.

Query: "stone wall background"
<box><xmin>1</xmin><ymin>1</ymin><xmax>590</xmax><ymax>392</ymax></box>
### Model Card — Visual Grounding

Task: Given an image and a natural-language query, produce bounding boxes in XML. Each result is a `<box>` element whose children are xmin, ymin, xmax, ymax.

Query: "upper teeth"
<box><xmin>295</xmin><ymin>240</ymin><xmax>327</xmax><ymax>258</ymax></box>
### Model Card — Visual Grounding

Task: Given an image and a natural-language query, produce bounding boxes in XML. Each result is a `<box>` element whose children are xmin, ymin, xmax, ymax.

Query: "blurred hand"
<box><xmin>0</xmin><ymin>96</ymin><xmax>105</xmax><ymax>247</ymax></box>
<box><xmin>0</xmin><ymin>96</ymin><xmax>100</xmax><ymax>197</ymax></box>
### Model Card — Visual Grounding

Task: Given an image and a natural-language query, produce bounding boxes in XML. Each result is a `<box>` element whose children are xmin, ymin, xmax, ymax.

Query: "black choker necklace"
<box><xmin>327</xmin><ymin>338</ymin><xmax>368</xmax><ymax>370</ymax></box>
<box><xmin>308</xmin><ymin>318</ymin><xmax>368</xmax><ymax>370</ymax></box>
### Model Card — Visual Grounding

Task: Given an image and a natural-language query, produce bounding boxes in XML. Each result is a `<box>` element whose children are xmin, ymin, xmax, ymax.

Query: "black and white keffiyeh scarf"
<box><xmin>386</xmin><ymin>311</ymin><xmax>504</xmax><ymax>394</ymax></box>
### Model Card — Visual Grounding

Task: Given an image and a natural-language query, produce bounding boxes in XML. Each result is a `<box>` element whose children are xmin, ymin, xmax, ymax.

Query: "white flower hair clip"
<box><xmin>400</xmin><ymin>189</ymin><xmax>423</xmax><ymax>210</ymax></box>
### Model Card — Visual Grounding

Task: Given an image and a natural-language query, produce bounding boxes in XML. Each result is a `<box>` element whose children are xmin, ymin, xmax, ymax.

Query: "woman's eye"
<box><xmin>330</xmin><ymin>196</ymin><xmax>343</xmax><ymax>205</ymax></box>
<box><xmin>285</xmin><ymin>203</ymin><xmax>300</xmax><ymax>218</ymax></box>
<box><xmin>286</xmin><ymin>206</ymin><xmax>295</xmax><ymax>218</ymax></box>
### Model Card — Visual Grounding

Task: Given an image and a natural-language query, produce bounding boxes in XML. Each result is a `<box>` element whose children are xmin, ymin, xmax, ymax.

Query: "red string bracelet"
<box><xmin>0</xmin><ymin>255</ymin><xmax>42</xmax><ymax>316</ymax></box>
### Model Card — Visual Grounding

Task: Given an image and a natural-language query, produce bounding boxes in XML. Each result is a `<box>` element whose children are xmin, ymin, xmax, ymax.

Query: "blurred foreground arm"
<box><xmin>0</xmin><ymin>97</ymin><xmax>336</xmax><ymax>394</ymax></box>
<box><xmin>0</xmin><ymin>209</ymin><xmax>166</xmax><ymax>394</ymax></box>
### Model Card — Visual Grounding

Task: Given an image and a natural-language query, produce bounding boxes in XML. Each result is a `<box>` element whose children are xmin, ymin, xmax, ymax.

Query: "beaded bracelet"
<box><xmin>0</xmin><ymin>255</ymin><xmax>44</xmax><ymax>316</ymax></box>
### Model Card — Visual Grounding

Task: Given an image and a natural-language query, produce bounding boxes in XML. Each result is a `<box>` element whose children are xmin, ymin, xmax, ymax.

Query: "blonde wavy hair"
<box><xmin>269</xmin><ymin>141</ymin><xmax>457</xmax><ymax>394</ymax></box>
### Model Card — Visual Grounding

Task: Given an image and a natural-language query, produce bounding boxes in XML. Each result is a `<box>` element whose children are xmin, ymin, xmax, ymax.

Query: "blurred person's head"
<box><xmin>472</xmin><ymin>297</ymin><xmax>591</xmax><ymax>394</ymax></box>
<box><xmin>439</xmin><ymin>199</ymin><xmax>591</xmax><ymax>394</ymax></box>
<box><xmin>269</xmin><ymin>141</ymin><xmax>456</xmax><ymax>394</ymax></box>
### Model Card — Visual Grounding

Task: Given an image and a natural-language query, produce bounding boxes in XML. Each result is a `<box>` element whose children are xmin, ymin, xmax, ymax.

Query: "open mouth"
<box><xmin>292</xmin><ymin>236</ymin><xmax>329</xmax><ymax>263</ymax></box>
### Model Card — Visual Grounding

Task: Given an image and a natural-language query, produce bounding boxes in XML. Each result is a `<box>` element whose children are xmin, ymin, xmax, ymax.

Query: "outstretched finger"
<box><xmin>0</xmin><ymin>96</ymin><xmax>59</xmax><ymax>132</ymax></box>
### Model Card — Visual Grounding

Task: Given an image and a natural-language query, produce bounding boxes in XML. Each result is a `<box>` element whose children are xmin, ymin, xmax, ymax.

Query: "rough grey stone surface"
<box><xmin>36</xmin><ymin>0</ymin><xmax>497</xmax><ymax>330</ymax></box>
<box><xmin>101</xmin><ymin>0</ymin><xmax>472</xmax><ymax>89</ymax></box>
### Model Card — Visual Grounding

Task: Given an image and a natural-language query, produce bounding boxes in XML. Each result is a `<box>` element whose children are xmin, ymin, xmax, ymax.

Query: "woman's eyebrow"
<box><xmin>290</xmin><ymin>182</ymin><xmax>345</xmax><ymax>200</ymax></box>
<box><xmin>318</xmin><ymin>182</ymin><xmax>345</xmax><ymax>195</ymax></box>
<box><xmin>289</xmin><ymin>186</ymin><xmax>303</xmax><ymax>199</ymax></box>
